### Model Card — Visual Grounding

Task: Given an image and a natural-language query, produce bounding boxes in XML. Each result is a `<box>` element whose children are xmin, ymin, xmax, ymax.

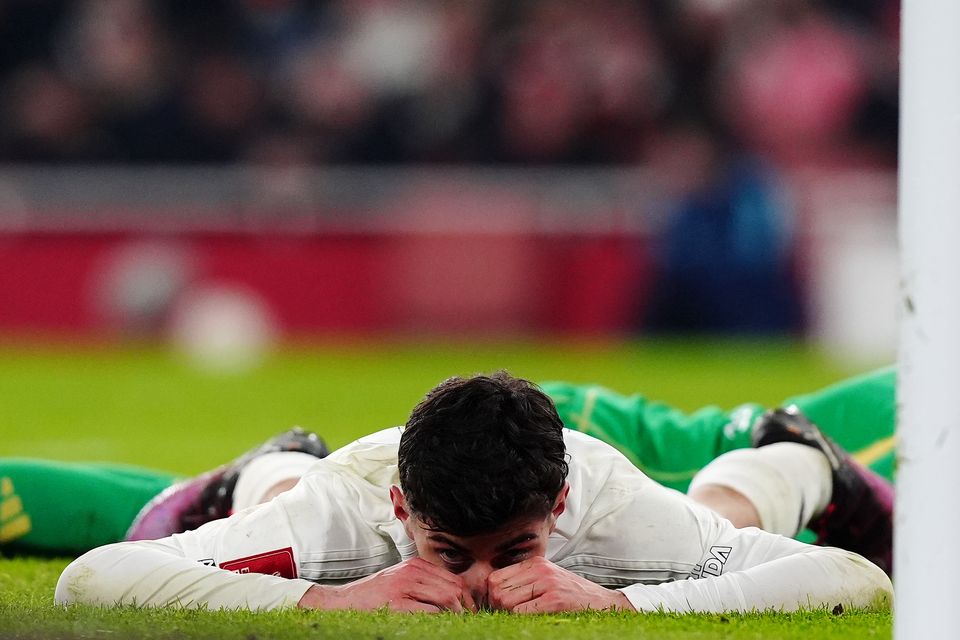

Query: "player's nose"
<box><xmin>461</xmin><ymin>564</ymin><xmax>492</xmax><ymax>609</ymax></box>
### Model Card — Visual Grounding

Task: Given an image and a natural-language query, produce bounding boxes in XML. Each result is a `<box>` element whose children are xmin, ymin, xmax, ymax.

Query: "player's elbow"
<box><xmin>865</xmin><ymin>560</ymin><xmax>894</xmax><ymax>609</ymax></box>
<box><xmin>836</xmin><ymin>550</ymin><xmax>894</xmax><ymax>610</ymax></box>
<box><xmin>55</xmin><ymin>543</ymin><xmax>126</xmax><ymax>606</ymax></box>
<box><xmin>55</xmin><ymin>551</ymin><xmax>90</xmax><ymax>605</ymax></box>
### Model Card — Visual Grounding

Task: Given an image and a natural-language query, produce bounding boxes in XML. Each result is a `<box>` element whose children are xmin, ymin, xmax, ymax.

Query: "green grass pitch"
<box><xmin>0</xmin><ymin>338</ymin><xmax>892</xmax><ymax>639</ymax></box>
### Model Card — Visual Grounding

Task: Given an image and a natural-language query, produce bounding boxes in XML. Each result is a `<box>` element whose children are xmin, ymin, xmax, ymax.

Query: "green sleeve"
<box><xmin>543</xmin><ymin>367</ymin><xmax>897</xmax><ymax>492</ymax></box>
<box><xmin>541</xmin><ymin>381</ymin><xmax>763</xmax><ymax>492</ymax></box>
<box><xmin>0</xmin><ymin>459</ymin><xmax>177</xmax><ymax>556</ymax></box>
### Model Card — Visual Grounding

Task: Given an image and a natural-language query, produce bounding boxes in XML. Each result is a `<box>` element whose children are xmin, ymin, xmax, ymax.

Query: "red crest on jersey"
<box><xmin>220</xmin><ymin>547</ymin><xmax>296</xmax><ymax>579</ymax></box>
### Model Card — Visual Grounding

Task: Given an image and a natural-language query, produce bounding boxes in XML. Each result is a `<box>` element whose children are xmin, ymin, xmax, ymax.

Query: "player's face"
<box><xmin>413</xmin><ymin>515</ymin><xmax>554</xmax><ymax>607</ymax></box>
<box><xmin>390</xmin><ymin>485</ymin><xmax>567</xmax><ymax>607</ymax></box>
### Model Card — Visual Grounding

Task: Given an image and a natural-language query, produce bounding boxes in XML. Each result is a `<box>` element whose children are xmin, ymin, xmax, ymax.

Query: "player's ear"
<box><xmin>550</xmin><ymin>482</ymin><xmax>570</xmax><ymax>522</ymax></box>
<box><xmin>390</xmin><ymin>485</ymin><xmax>410</xmax><ymax>522</ymax></box>
<box><xmin>390</xmin><ymin>486</ymin><xmax>420</xmax><ymax>538</ymax></box>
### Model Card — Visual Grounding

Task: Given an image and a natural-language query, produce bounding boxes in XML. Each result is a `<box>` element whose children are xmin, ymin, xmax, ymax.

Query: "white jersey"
<box><xmin>55</xmin><ymin>428</ymin><xmax>892</xmax><ymax>613</ymax></box>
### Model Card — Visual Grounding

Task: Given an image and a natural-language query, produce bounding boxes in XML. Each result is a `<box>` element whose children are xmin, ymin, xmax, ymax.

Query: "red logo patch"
<box><xmin>220</xmin><ymin>547</ymin><xmax>296</xmax><ymax>579</ymax></box>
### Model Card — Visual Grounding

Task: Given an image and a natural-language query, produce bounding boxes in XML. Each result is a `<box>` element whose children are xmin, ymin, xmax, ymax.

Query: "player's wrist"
<box><xmin>609</xmin><ymin>588</ymin><xmax>636</xmax><ymax>612</ymax></box>
<box><xmin>297</xmin><ymin>584</ymin><xmax>341</xmax><ymax>610</ymax></box>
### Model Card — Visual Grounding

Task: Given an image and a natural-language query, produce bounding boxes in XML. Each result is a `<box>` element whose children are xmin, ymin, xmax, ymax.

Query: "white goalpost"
<box><xmin>897</xmin><ymin>0</ymin><xmax>960</xmax><ymax>637</ymax></box>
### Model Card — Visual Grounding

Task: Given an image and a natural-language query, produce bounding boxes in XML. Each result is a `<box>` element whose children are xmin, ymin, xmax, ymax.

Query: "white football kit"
<box><xmin>55</xmin><ymin>428</ymin><xmax>892</xmax><ymax>613</ymax></box>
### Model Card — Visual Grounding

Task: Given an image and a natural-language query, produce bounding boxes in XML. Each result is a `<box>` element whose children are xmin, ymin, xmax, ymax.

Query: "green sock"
<box><xmin>0</xmin><ymin>458</ymin><xmax>177</xmax><ymax>556</ymax></box>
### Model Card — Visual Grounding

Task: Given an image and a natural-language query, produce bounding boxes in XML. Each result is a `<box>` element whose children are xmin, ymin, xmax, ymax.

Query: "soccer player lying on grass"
<box><xmin>54</xmin><ymin>372</ymin><xmax>892</xmax><ymax>613</ymax></box>
<box><xmin>2</xmin><ymin>367</ymin><xmax>894</xmax><ymax>569</ymax></box>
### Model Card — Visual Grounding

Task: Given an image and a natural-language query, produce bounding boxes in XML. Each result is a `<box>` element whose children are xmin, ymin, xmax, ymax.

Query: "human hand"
<box><xmin>487</xmin><ymin>556</ymin><xmax>635</xmax><ymax>614</ymax></box>
<box><xmin>298</xmin><ymin>557</ymin><xmax>477</xmax><ymax>613</ymax></box>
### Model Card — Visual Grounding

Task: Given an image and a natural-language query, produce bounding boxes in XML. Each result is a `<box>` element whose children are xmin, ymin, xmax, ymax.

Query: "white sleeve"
<box><xmin>55</xmin><ymin>472</ymin><xmax>365</xmax><ymax>611</ymax></box>
<box><xmin>618</xmin><ymin>500</ymin><xmax>893</xmax><ymax>613</ymax></box>
<box><xmin>562</xmin><ymin>436</ymin><xmax>893</xmax><ymax>614</ymax></box>
<box><xmin>54</xmin><ymin>535</ymin><xmax>314</xmax><ymax>610</ymax></box>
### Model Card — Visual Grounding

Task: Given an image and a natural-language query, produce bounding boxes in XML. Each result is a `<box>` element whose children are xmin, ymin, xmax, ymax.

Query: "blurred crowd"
<box><xmin>0</xmin><ymin>0</ymin><xmax>899</xmax><ymax>168</ymax></box>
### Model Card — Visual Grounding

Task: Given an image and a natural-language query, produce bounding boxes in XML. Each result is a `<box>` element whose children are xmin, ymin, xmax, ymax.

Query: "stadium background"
<box><xmin>0</xmin><ymin>0</ymin><xmax>898</xmax><ymax>365</ymax></box>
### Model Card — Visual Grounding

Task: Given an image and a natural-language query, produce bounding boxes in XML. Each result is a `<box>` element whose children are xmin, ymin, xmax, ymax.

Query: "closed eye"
<box><xmin>438</xmin><ymin>548</ymin><xmax>469</xmax><ymax>566</ymax></box>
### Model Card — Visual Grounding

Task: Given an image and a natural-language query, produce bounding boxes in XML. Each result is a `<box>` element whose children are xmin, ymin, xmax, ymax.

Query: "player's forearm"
<box><xmin>619</xmin><ymin>547</ymin><xmax>893</xmax><ymax>613</ymax></box>
<box><xmin>55</xmin><ymin>541</ymin><xmax>314</xmax><ymax>610</ymax></box>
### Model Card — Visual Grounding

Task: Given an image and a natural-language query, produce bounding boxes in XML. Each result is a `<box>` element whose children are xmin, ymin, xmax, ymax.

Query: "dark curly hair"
<box><xmin>398</xmin><ymin>371</ymin><xmax>569</xmax><ymax>537</ymax></box>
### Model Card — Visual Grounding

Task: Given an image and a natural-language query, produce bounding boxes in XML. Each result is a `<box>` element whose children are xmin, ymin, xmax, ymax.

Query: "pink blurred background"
<box><xmin>0</xmin><ymin>0</ymin><xmax>900</xmax><ymax>359</ymax></box>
